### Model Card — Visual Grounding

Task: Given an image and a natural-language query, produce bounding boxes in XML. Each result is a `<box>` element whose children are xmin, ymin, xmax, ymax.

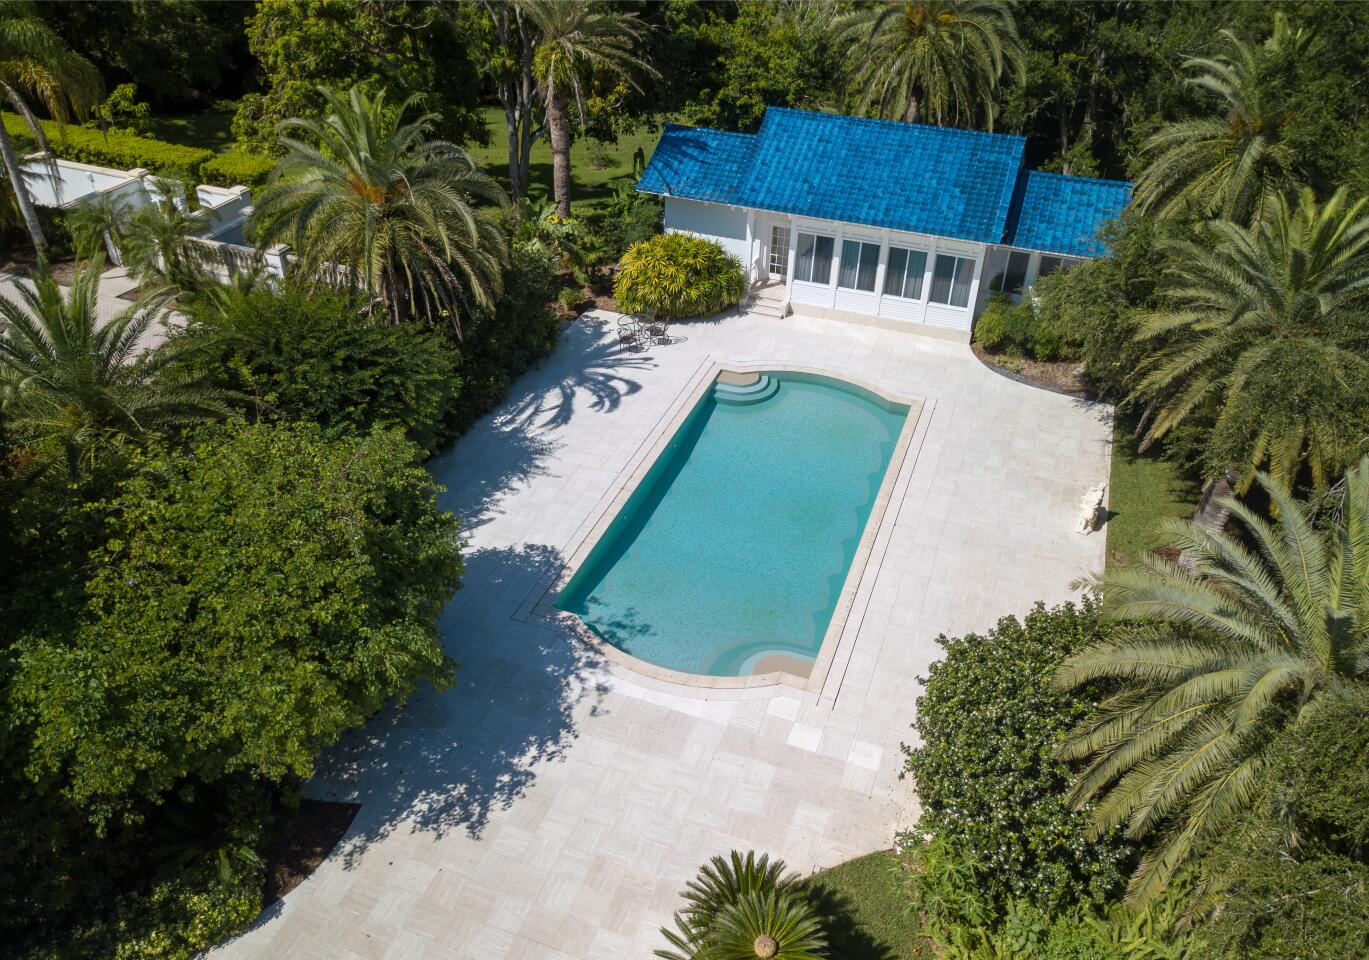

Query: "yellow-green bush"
<box><xmin>201</xmin><ymin>151</ymin><xmax>276</xmax><ymax>188</ymax></box>
<box><xmin>613</xmin><ymin>233</ymin><xmax>746</xmax><ymax>321</ymax></box>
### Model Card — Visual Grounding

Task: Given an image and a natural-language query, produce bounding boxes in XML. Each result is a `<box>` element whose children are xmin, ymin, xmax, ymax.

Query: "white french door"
<box><xmin>767</xmin><ymin>223</ymin><xmax>791</xmax><ymax>280</ymax></box>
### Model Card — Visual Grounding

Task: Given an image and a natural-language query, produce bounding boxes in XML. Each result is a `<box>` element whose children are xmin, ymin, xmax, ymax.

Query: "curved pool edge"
<box><xmin>539</xmin><ymin>359</ymin><xmax>927</xmax><ymax>696</ymax></box>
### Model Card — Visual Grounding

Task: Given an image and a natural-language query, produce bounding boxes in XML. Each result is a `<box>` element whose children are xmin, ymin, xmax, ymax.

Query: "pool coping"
<box><xmin>533</xmin><ymin>360</ymin><xmax>926</xmax><ymax>694</ymax></box>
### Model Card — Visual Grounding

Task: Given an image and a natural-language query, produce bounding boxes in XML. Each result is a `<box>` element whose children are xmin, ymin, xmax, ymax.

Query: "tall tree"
<box><xmin>836</xmin><ymin>0</ymin><xmax>1024</xmax><ymax>128</ymax></box>
<box><xmin>233</xmin><ymin>0</ymin><xmax>486</xmax><ymax>155</ymax></box>
<box><xmin>1056</xmin><ymin>456</ymin><xmax>1369</xmax><ymax>903</ymax></box>
<box><xmin>476</xmin><ymin>0</ymin><xmax>539</xmax><ymax>206</ymax></box>
<box><xmin>0</xmin><ymin>259</ymin><xmax>229</xmax><ymax>474</ymax></box>
<box><xmin>1132</xmin><ymin>13</ymin><xmax>1318</xmax><ymax>223</ymax></box>
<box><xmin>251</xmin><ymin>85</ymin><xmax>507</xmax><ymax>331</ymax></box>
<box><xmin>1130</xmin><ymin>187</ymin><xmax>1369</xmax><ymax>494</ymax></box>
<box><xmin>0</xmin><ymin>1</ymin><xmax>101</xmax><ymax>253</ymax></box>
<box><xmin>521</xmin><ymin>0</ymin><xmax>655</xmax><ymax>217</ymax></box>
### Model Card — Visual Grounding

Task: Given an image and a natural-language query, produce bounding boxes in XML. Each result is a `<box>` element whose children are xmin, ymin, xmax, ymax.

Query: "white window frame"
<box><xmin>794</xmin><ymin>230</ymin><xmax>836</xmax><ymax>285</ymax></box>
<box><xmin>929</xmin><ymin>253</ymin><xmax>977</xmax><ymax>309</ymax></box>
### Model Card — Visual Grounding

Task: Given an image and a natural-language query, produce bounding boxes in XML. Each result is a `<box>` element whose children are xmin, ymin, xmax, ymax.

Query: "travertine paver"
<box><xmin>212</xmin><ymin>308</ymin><xmax>1111</xmax><ymax>960</ymax></box>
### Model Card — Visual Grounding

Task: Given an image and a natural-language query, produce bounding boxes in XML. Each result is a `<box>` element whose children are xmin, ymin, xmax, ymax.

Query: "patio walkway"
<box><xmin>213</xmin><ymin>308</ymin><xmax>1112</xmax><ymax>960</ymax></box>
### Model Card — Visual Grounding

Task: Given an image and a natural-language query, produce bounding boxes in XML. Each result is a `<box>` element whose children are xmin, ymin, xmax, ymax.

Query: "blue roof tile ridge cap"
<box><xmin>762</xmin><ymin>105</ymin><xmax>1028</xmax><ymax>147</ymax></box>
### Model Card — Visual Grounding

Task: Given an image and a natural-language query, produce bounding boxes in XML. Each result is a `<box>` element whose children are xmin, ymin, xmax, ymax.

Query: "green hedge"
<box><xmin>201</xmin><ymin>151</ymin><xmax>276</xmax><ymax>188</ymax></box>
<box><xmin>4</xmin><ymin>113</ymin><xmax>213</xmax><ymax>180</ymax></box>
<box><xmin>3</xmin><ymin>114</ymin><xmax>274</xmax><ymax>188</ymax></box>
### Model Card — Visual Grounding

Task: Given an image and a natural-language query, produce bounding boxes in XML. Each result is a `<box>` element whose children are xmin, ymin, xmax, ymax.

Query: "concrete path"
<box><xmin>213</xmin><ymin>308</ymin><xmax>1112</xmax><ymax>960</ymax></box>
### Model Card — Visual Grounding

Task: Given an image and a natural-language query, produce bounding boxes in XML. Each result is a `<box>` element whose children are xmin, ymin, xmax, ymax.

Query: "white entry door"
<box><xmin>767</xmin><ymin>223</ymin><xmax>791</xmax><ymax>280</ymax></box>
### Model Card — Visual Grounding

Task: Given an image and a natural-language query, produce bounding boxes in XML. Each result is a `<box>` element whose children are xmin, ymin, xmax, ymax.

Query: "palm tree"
<box><xmin>1055</xmin><ymin>457</ymin><xmax>1369</xmax><ymax>904</ymax></box>
<box><xmin>1133</xmin><ymin>14</ymin><xmax>1318</xmax><ymax>223</ymax></box>
<box><xmin>0</xmin><ymin>1</ymin><xmax>101</xmax><ymax>253</ymax></box>
<box><xmin>118</xmin><ymin>199</ymin><xmax>212</xmax><ymax>293</ymax></box>
<box><xmin>657</xmin><ymin>851</ymin><xmax>827</xmax><ymax>960</ymax></box>
<box><xmin>835</xmin><ymin>0</ymin><xmax>1024</xmax><ymax>127</ymax></box>
<box><xmin>251</xmin><ymin>85</ymin><xmax>507</xmax><ymax>332</ymax></box>
<box><xmin>521</xmin><ymin>0</ymin><xmax>656</xmax><ymax>218</ymax></box>
<box><xmin>0</xmin><ymin>258</ymin><xmax>231</xmax><ymax>474</ymax></box>
<box><xmin>1130</xmin><ymin>186</ymin><xmax>1369</xmax><ymax>494</ymax></box>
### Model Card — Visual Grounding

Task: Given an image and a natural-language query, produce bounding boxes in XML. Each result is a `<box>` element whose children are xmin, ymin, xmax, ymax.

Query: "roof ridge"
<box><xmin>764</xmin><ymin>105</ymin><xmax>1028</xmax><ymax>145</ymax></box>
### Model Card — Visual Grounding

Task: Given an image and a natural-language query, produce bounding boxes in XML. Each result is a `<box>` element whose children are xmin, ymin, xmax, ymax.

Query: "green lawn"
<box><xmin>803</xmin><ymin>851</ymin><xmax>925</xmax><ymax>960</ymax></box>
<box><xmin>1105</xmin><ymin>417</ymin><xmax>1202</xmax><ymax>570</ymax></box>
<box><xmin>142</xmin><ymin>104</ymin><xmax>658</xmax><ymax>216</ymax></box>
<box><xmin>143</xmin><ymin>112</ymin><xmax>237</xmax><ymax>154</ymax></box>
<box><xmin>465</xmin><ymin>106</ymin><xmax>658</xmax><ymax>215</ymax></box>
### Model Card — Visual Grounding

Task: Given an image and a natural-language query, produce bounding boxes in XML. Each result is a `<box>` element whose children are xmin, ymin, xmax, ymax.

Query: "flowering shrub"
<box><xmin>613</xmin><ymin>233</ymin><xmax>746</xmax><ymax>320</ymax></box>
<box><xmin>901</xmin><ymin>599</ymin><xmax>1135</xmax><ymax>912</ymax></box>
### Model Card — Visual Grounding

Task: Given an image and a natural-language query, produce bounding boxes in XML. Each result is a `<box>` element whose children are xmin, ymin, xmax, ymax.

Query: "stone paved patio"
<box><xmin>212</xmin><ymin>308</ymin><xmax>1112</xmax><ymax>960</ymax></box>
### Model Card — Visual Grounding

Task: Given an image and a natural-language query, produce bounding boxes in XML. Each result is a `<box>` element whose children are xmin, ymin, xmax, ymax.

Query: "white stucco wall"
<box><xmin>663</xmin><ymin>197</ymin><xmax>751</xmax><ymax>271</ymax></box>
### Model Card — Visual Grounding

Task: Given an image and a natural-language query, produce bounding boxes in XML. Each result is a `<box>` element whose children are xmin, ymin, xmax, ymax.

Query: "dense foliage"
<box><xmin>232</xmin><ymin>0</ymin><xmax>485</xmax><ymax>155</ymax></box>
<box><xmin>904</xmin><ymin>599</ymin><xmax>1135</xmax><ymax>912</ymax></box>
<box><xmin>11</xmin><ymin>423</ymin><xmax>460</xmax><ymax>821</ymax></box>
<box><xmin>185</xmin><ymin>282</ymin><xmax>463</xmax><ymax>457</ymax></box>
<box><xmin>1196</xmin><ymin>691</ymin><xmax>1369</xmax><ymax>959</ymax></box>
<box><xmin>1058</xmin><ymin>457</ymin><xmax>1369</xmax><ymax>902</ymax></box>
<box><xmin>615</xmin><ymin>233</ymin><xmax>747</xmax><ymax>321</ymax></box>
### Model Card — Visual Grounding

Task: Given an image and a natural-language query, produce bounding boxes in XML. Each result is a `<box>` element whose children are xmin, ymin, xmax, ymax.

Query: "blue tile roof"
<box><xmin>635</xmin><ymin>124</ymin><xmax>757</xmax><ymax>205</ymax></box>
<box><xmin>636</xmin><ymin>107</ymin><xmax>1132</xmax><ymax>257</ymax></box>
<box><xmin>1002</xmin><ymin>171</ymin><xmax>1132</xmax><ymax>258</ymax></box>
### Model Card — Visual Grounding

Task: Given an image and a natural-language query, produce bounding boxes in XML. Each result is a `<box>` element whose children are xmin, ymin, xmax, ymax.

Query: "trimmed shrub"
<box><xmin>4</xmin><ymin>112</ymin><xmax>213</xmax><ymax>181</ymax></box>
<box><xmin>902</xmin><ymin>600</ymin><xmax>1135</xmax><ymax>913</ymax></box>
<box><xmin>200</xmin><ymin>151</ymin><xmax>276</xmax><ymax>188</ymax></box>
<box><xmin>614</xmin><ymin>233</ymin><xmax>746</xmax><ymax>321</ymax></box>
<box><xmin>973</xmin><ymin>293</ymin><xmax>1074</xmax><ymax>361</ymax></box>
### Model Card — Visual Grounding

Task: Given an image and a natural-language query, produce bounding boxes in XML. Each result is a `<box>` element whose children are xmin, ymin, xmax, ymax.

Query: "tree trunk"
<box><xmin>903</xmin><ymin>92</ymin><xmax>920</xmax><ymax>123</ymax></box>
<box><xmin>547</xmin><ymin>84</ymin><xmax>573</xmax><ymax>217</ymax></box>
<box><xmin>1059</xmin><ymin>110</ymin><xmax>1072</xmax><ymax>175</ymax></box>
<box><xmin>481</xmin><ymin>1</ymin><xmax>538</xmax><ymax>210</ymax></box>
<box><xmin>0</xmin><ymin>119</ymin><xmax>47</xmax><ymax>254</ymax></box>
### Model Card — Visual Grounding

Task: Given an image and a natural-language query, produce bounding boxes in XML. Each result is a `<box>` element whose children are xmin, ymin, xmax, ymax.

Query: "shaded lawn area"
<box><xmin>466</xmin><ymin>105</ymin><xmax>658</xmax><ymax>216</ymax></box>
<box><xmin>802</xmin><ymin>850</ymin><xmax>925</xmax><ymax>960</ymax></box>
<box><xmin>143</xmin><ymin>111</ymin><xmax>236</xmax><ymax>154</ymax></box>
<box><xmin>1105</xmin><ymin>416</ymin><xmax>1202</xmax><ymax>570</ymax></box>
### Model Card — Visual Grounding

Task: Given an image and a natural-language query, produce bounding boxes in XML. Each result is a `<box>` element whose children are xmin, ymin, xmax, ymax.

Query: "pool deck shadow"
<box><xmin>312</xmin><ymin>542</ymin><xmax>610</xmax><ymax>858</ymax></box>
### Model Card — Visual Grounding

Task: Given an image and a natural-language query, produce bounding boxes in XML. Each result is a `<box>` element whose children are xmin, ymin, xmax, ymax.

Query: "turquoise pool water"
<box><xmin>556</xmin><ymin>371</ymin><xmax>908</xmax><ymax>677</ymax></box>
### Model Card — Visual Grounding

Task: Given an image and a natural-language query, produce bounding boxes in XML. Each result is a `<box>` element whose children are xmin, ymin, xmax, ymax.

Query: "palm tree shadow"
<box><xmin>313</xmin><ymin>543</ymin><xmax>610</xmax><ymax>865</ymax></box>
<box><xmin>803</xmin><ymin>885</ymin><xmax>899</xmax><ymax>960</ymax></box>
<box><xmin>425</xmin><ymin>317</ymin><xmax>655</xmax><ymax>531</ymax></box>
<box><xmin>498</xmin><ymin>317</ymin><xmax>656</xmax><ymax>430</ymax></box>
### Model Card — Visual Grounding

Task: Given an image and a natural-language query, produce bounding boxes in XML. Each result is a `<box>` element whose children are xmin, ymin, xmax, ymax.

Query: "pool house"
<box><xmin>636</xmin><ymin>107</ymin><xmax>1132</xmax><ymax>340</ymax></box>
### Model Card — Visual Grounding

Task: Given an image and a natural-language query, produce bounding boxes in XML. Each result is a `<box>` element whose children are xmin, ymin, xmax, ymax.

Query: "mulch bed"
<box><xmin>260</xmin><ymin>799</ymin><xmax>360</xmax><ymax>906</ymax></box>
<box><xmin>971</xmin><ymin>342</ymin><xmax>1094</xmax><ymax>399</ymax></box>
<box><xmin>0</xmin><ymin>250</ymin><xmax>81</xmax><ymax>286</ymax></box>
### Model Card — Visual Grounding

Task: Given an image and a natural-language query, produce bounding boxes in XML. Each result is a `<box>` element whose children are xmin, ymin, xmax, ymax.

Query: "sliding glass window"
<box><xmin>882</xmin><ymin>246</ymin><xmax>928</xmax><ymax>299</ymax></box>
<box><xmin>795</xmin><ymin>232</ymin><xmax>835</xmax><ymax>284</ymax></box>
<box><xmin>929</xmin><ymin>254</ymin><xmax>975</xmax><ymax>308</ymax></box>
<box><xmin>837</xmin><ymin>239</ymin><xmax>880</xmax><ymax>292</ymax></box>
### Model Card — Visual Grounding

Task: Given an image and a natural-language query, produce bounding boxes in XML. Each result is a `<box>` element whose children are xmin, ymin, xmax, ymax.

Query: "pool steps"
<box><xmin>713</xmin><ymin>374</ymin><xmax>779</xmax><ymax>405</ymax></box>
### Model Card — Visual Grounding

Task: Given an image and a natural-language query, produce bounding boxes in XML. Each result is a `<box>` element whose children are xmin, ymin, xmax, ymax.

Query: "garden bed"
<box><xmin>260</xmin><ymin>799</ymin><xmax>360</xmax><ymax>905</ymax></box>
<box><xmin>971</xmin><ymin>343</ymin><xmax>1091</xmax><ymax>398</ymax></box>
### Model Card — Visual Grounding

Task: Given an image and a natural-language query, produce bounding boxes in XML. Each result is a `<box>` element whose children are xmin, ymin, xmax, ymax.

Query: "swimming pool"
<box><xmin>556</xmin><ymin>369</ymin><xmax>913</xmax><ymax>681</ymax></box>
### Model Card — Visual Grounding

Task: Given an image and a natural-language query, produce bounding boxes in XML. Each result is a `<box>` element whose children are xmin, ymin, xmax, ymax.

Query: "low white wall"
<box><xmin>20</xmin><ymin>158</ymin><xmax>131</xmax><ymax>208</ymax></box>
<box><xmin>663</xmin><ymin>197</ymin><xmax>750</xmax><ymax>268</ymax></box>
